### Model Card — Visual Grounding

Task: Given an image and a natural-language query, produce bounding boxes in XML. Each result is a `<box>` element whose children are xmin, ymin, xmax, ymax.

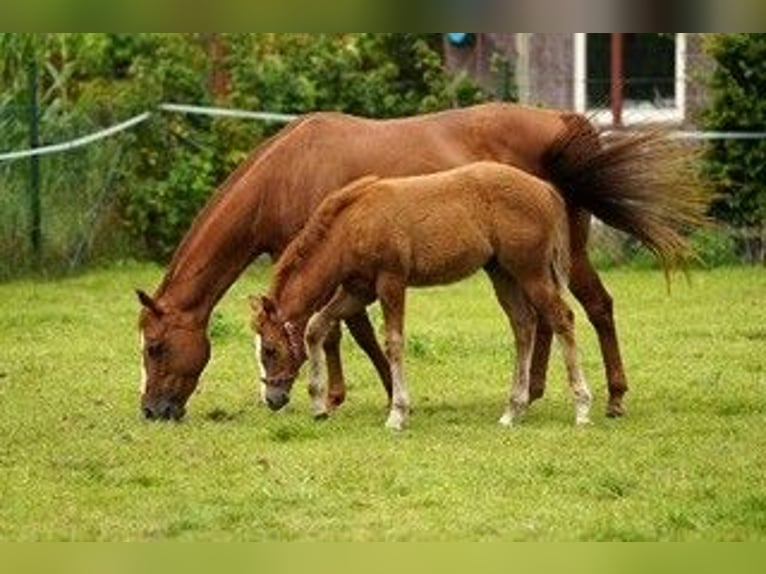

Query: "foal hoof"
<box><xmin>314</xmin><ymin>411</ymin><xmax>329</xmax><ymax>421</ymax></box>
<box><xmin>498</xmin><ymin>412</ymin><xmax>515</xmax><ymax>427</ymax></box>
<box><xmin>384</xmin><ymin>411</ymin><xmax>406</xmax><ymax>432</ymax></box>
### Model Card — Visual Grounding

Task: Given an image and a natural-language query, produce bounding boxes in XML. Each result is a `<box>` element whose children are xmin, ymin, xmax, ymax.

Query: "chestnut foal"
<box><xmin>251</xmin><ymin>162</ymin><xmax>592</xmax><ymax>429</ymax></box>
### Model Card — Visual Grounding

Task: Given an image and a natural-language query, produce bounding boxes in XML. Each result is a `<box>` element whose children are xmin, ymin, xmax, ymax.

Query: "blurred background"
<box><xmin>1</xmin><ymin>33</ymin><xmax>764</xmax><ymax>280</ymax></box>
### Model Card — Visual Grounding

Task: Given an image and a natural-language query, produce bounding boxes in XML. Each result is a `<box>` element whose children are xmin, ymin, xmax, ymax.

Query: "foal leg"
<box><xmin>569</xmin><ymin>210</ymin><xmax>627</xmax><ymax>417</ymax></box>
<box><xmin>376</xmin><ymin>274</ymin><xmax>409</xmax><ymax>431</ymax></box>
<box><xmin>487</xmin><ymin>270</ymin><xmax>537</xmax><ymax>427</ymax></box>
<box><xmin>344</xmin><ymin>311</ymin><xmax>393</xmax><ymax>406</ymax></box>
<box><xmin>525</xmin><ymin>280</ymin><xmax>592</xmax><ymax>426</ymax></box>
<box><xmin>305</xmin><ymin>288</ymin><xmax>367</xmax><ymax>419</ymax></box>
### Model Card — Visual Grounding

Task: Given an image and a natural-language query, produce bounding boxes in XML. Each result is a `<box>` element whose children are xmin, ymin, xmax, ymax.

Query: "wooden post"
<box><xmin>207</xmin><ymin>33</ymin><xmax>229</xmax><ymax>100</ymax></box>
<box><xmin>610</xmin><ymin>33</ymin><xmax>624</xmax><ymax>128</ymax></box>
<box><xmin>28</xmin><ymin>53</ymin><xmax>41</xmax><ymax>261</ymax></box>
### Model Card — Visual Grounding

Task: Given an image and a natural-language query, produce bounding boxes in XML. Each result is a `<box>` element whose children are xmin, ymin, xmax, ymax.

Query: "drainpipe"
<box><xmin>610</xmin><ymin>33</ymin><xmax>624</xmax><ymax>128</ymax></box>
<box><xmin>515</xmin><ymin>33</ymin><xmax>530</xmax><ymax>104</ymax></box>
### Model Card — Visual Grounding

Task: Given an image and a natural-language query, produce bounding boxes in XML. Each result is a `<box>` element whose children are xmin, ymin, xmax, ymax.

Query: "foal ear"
<box><xmin>250</xmin><ymin>294</ymin><xmax>277</xmax><ymax>317</ymax></box>
<box><xmin>136</xmin><ymin>289</ymin><xmax>164</xmax><ymax>317</ymax></box>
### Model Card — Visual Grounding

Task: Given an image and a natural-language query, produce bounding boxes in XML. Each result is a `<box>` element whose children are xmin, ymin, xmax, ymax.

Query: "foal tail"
<box><xmin>544</xmin><ymin>114</ymin><xmax>713</xmax><ymax>269</ymax></box>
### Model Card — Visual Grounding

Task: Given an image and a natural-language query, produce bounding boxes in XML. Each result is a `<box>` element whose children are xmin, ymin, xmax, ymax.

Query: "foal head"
<box><xmin>249</xmin><ymin>295</ymin><xmax>306</xmax><ymax>411</ymax></box>
<box><xmin>136</xmin><ymin>290</ymin><xmax>210</xmax><ymax>421</ymax></box>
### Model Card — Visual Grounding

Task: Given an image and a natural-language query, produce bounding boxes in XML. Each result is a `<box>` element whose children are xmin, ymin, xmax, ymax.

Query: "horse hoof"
<box><xmin>326</xmin><ymin>393</ymin><xmax>345</xmax><ymax>410</ymax></box>
<box><xmin>313</xmin><ymin>411</ymin><xmax>329</xmax><ymax>421</ymax></box>
<box><xmin>606</xmin><ymin>402</ymin><xmax>626</xmax><ymax>418</ymax></box>
<box><xmin>575</xmin><ymin>416</ymin><xmax>592</xmax><ymax>427</ymax></box>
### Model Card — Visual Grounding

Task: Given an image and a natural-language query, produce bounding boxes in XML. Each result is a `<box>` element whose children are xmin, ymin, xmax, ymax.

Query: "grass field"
<box><xmin>0</xmin><ymin>262</ymin><xmax>764</xmax><ymax>540</ymax></box>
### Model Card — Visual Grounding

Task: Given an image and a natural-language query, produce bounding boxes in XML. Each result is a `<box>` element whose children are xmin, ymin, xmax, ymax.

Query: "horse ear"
<box><xmin>252</xmin><ymin>295</ymin><xmax>263</xmax><ymax>315</ymax></box>
<box><xmin>136</xmin><ymin>289</ymin><xmax>164</xmax><ymax>317</ymax></box>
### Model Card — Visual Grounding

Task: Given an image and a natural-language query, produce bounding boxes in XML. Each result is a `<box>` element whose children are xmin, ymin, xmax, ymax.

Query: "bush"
<box><xmin>701</xmin><ymin>34</ymin><xmax>766</xmax><ymax>258</ymax></box>
<box><xmin>1</xmin><ymin>34</ymin><xmax>490</xmax><ymax>266</ymax></box>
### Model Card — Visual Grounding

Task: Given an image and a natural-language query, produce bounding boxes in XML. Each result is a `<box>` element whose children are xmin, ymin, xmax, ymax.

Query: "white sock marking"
<box><xmin>138</xmin><ymin>331</ymin><xmax>147</xmax><ymax>396</ymax></box>
<box><xmin>253</xmin><ymin>333</ymin><xmax>268</xmax><ymax>404</ymax></box>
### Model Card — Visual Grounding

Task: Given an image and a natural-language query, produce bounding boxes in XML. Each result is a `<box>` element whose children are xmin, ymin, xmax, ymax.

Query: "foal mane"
<box><xmin>272</xmin><ymin>174</ymin><xmax>381</xmax><ymax>299</ymax></box>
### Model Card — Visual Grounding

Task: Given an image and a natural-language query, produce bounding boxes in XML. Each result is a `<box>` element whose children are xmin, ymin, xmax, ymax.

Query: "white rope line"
<box><xmin>158</xmin><ymin>102</ymin><xmax>297</xmax><ymax>123</ymax></box>
<box><xmin>1</xmin><ymin>102</ymin><xmax>764</xmax><ymax>163</ymax></box>
<box><xmin>0</xmin><ymin>103</ymin><xmax>297</xmax><ymax>163</ymax></box>
<box><xmin>0</xmin><ymin>112</ymin><xmax>152</xmax><ymax>161</ymax></box>
<box><xmin>670</xmin><ymin>131</ymin><xmax>766</xmax><ymax>141</ymax></box>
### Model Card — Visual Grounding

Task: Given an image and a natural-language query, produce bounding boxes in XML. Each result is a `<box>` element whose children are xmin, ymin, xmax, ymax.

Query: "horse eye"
<box><xmin>262</xmin><ymin>344</ymin><xmax>277</xmax><ymax>359</ymax></box>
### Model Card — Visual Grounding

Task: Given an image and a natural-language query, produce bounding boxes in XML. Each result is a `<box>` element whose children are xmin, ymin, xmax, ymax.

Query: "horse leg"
<box><xmin>569</xmin><ymin>250</ymin><xmax>628</xmax><ymax>418</ymax></box>
<box><xmin>568</xmin><ymin>210</ymin><xmax>627</xmax><ymax>417</ymax></box>
<box><xmin>344</xmin><ymin>311</ymin><xmax>393</xmax><ymax>406</ymax></box>
<box><xmin>528</xmin><ymin>318</ymin><xmax>553</xmax><ymax>403</ymax></box>
<box><xmin>525</xmin><ymin>280</ymin><xmax>592</xmax><ymax>426</ymax></box>
<box><xmin>487</xmin><ymin>270</ymin><xmax>537</xmax><ymax>427</ymax></box>
<box><xmin>376</xmin><ymin>274</ymin><xmax>409</xmax><ymax>431</ymax></box>
<box><xmin>321</xmin><ymin>324</ymin><xmax>346</xmax><ymax>411</ymax></box>
<box><xmin>305</xmin><ymin>287</ymin><xmax>367</xmax><ymax>419</ymax></box>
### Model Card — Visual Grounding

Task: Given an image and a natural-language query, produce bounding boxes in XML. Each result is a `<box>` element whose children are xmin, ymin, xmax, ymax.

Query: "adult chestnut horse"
<box><xmin>250</xmin><ymin>162</ymin><xmax>593</xmax><ymax>429</ymax></box>
<box><xmin>136</xmin><ymin>102</ymin><xmax>706</xmax><ymax>420</ymax></box>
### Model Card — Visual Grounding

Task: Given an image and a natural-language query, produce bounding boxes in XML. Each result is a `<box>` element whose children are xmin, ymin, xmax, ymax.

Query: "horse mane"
<box><xmin>271</xmin><ymin>174</ymin><xmax>381</xmax><ymax>299</ymax></box>
<box><xmin>155</xmin><ymin>115</ymin><xmax>316</xmax><ymax>295</ymax></box>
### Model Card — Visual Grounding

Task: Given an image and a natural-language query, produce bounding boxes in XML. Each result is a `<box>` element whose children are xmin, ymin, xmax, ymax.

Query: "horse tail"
<box><xmin>543</xmin><ymin>114</ymin><xmax>712</xmax><ymax>269</ymax></box>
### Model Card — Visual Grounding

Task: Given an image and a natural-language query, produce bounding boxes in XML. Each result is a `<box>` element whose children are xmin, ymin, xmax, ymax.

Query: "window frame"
<box><xmin>573</xmin><ymin>33</ymin><xmax>687</xmax><ymax>125</ymax></box>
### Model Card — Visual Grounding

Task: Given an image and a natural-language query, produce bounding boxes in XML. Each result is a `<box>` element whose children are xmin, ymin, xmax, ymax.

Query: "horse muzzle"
<box><xmin>141</xmin><ymin>396</ymin><xmax>186</xmax><ymax>421</ymax></box>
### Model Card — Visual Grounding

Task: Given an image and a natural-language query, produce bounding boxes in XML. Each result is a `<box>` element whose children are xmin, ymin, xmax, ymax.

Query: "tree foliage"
<box><xmin>1</xmin><ymin>34</ymin><xmax>489</xmax><ymax>262</ymax></box>
<box><xmin>701</xmin><ymin>34</ymin><xmax>766</xmax><ymax>234</ymax></box>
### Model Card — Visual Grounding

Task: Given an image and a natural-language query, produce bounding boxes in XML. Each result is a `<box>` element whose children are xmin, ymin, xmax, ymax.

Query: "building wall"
<box><xmin>684</xmin><ymin>34</ymin><xmax>714</xmax><ymax>126</ymax></box>
<box><xmin>444</xmin><ymin>33</ymin><xmax>715</xmax><ymax>127</ymax></box>
<box><xmin>526</xmin><ymin>34</ymin><xmax>575</xmax><ymax>110</ymax></box>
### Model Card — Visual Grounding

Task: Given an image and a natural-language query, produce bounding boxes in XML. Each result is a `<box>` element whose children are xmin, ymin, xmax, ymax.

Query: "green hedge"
<box><xmin>701</xmin><ymin>34</ymin><xmax>766</xmax><ymax>253</ymax></box>
<box><xmin>1</xmin><ymin>34</ymin><xmax>490</xmax><ymax>266</ymax></box>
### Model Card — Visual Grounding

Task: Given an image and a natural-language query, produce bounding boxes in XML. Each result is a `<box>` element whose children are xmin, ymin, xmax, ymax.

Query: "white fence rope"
<box><xmin>158</xmin><ymin>102</ymin><xmax>297</xmax><ymax>123</ymax></box>
<box><xmin>0</xmin><ymin>112</ymin><xmax>152</xmax><ymax>161</ymax></box>
<box><xmin>0</xmin><ymin>103</ymin><xmax>297</xmax><ymax>163</ymax></box>
<box><xmin>1</xmin><ymin>102</ymin><xmax>764</xmax><ymax>163</ymax></box>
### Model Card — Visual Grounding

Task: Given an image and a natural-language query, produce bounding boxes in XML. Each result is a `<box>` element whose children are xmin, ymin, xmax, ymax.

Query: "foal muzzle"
<box><xmin>261</xmin><ymin>374</ymin><xmax>296</xmax><ymax>411</ymax></box>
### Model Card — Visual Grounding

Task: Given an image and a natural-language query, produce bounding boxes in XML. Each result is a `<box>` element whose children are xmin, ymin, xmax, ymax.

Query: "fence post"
<box><xmin>28</xmin><ymin>52</ymin><xmax>41</xmax><ymax>262</ymax></box>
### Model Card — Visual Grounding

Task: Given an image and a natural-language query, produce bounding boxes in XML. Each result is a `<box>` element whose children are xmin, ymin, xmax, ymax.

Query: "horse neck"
<box><xmin>155</xmin><ymin>192</ymin><xmax>263</xmax><ymax>325</ymax></box>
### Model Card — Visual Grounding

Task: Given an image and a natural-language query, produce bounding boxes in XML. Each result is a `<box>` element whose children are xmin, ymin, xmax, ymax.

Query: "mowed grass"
<box><xmin>0</xmin><ymin>262</ymin><xmax>764</xmax><ymax>541</ymax></box>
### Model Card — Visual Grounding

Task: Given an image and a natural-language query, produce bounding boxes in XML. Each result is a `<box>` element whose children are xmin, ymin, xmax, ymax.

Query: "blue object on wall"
<box><xmin>446</xmin><ymin>33</ymin><xmax>475</xmax><ymax>47</ymax></box>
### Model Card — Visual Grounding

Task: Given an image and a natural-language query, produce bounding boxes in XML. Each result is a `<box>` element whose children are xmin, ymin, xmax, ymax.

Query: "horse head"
<box><xmin>136</xmin><ymin>289</ymin><xmax>210</xmax><ymax>421</ymax></box>
<box><xmin>249</xmin><ymin>294</ymin><xmax>306</xmax><ymax>411</ymax></box>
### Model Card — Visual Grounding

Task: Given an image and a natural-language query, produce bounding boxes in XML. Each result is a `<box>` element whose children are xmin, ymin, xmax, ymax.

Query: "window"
<box><xmin>574</xmin><ymin>33</ymin><xmax>686</xmax><ymax>125</ymax></box>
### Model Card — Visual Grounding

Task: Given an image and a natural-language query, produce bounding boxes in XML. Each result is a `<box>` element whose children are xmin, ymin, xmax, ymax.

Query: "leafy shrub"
<box><xmin>1</xmin><ymin>34</ymin><xmax>490</xmax><ymax>265</ymax></box>
<box><xmin>701</xmin><ymin>34</ymin><xmax>766</xmax><ymax>261</ymax></box>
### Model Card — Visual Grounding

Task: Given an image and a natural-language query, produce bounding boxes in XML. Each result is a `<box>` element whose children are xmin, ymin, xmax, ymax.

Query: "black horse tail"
<box><xmin>544</xmin><ymin>114</ymin><xmax>713</xmax><ymax>270</ymax></box>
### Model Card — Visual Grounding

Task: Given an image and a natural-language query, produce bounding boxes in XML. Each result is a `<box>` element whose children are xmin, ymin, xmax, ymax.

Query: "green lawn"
<box><xmin>0</xmin><ymin>263</ymin><xmax>764</xmax><ymax>540</ymax></box>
